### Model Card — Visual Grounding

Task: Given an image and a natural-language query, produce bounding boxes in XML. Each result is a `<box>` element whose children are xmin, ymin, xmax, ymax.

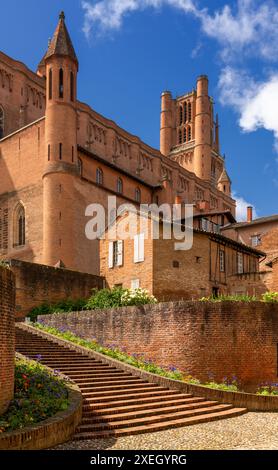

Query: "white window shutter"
<box><xmin>131</xmin><ymin>279</ymin><xmax>140</xmax><ymax>290</ymax></box>
<box><xmin>117</xmin><ymin>240</ymin><xmax>123</xmax><ymax>266</ymax></box>
<box><xmin>138</xmin><ymin>233</ymin><xmax>145</xmax><ymax>262</ymax></box>
<box><xmin>108</xmin><ymin>242</ymin><xmax>114</xmax><ymax>268</ymax></box>
<box><xmin>134</xmin><ymin>235</ymin><xmax>139</xmax><ymax>263</ymax></box>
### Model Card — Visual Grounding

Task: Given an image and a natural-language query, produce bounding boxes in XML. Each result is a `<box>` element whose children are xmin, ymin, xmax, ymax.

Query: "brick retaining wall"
<box><xmin>8</xmin><ymin>259</ymin><xmax>104</xmax><ymax>321</ymax></box>
<box><xmin>38</xmin><ymin>301</ymin><xmax>278</xmax><ymax>391</ymax></box>
<box><xmin>0</xmin><ymin>266</ymin><xmax>15</xmax><ymax>414</ymax></box>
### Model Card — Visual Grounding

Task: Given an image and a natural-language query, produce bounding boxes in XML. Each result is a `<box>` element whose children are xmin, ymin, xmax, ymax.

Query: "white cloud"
<box><xmin>232</xmin><ymin>192</ymin><xmax>258</xmax><ymax>222</ymax></box>
<box><xmin>81</xmin><ymin>0</ymin><xmax>278</xmax><ymax>153</ymax></box>
<box><xmin>82</xmin><ymin>0</ymin><xmax>278</xmax><ymax>63</ymax></box>
<box><xmin>200</xmin><ymin>0</ymin><xmax>278</xmax><ymax>62</ymax></box>
<box><xmin>82</xmin><ymin>0</ymin><xmax>197</xmax><ymax>38</ymax></box>
<box><xmin>219</xmin><ymin>67</ymin><xmax>278</xmax><ymax>151</ymax></box>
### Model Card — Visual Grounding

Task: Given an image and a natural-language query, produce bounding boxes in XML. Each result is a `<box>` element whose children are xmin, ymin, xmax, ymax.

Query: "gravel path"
<box><xmin>53</xmin><ymin>412</ymin><xmax>278</xmax><ymax>450</ymax></box>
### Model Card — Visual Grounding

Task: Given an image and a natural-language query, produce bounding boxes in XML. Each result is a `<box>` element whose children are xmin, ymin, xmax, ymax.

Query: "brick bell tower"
<box><xmin>41</xmin><ymin>12</ymin><xmax>79</xmax><ymax>269</ymax></box>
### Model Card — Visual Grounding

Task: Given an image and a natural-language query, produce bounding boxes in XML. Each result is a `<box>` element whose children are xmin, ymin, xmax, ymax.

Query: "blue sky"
<box><xmin>1</xmin><ymin>0</ymin><xmax>278</xmax><ymax>219</ymax></box>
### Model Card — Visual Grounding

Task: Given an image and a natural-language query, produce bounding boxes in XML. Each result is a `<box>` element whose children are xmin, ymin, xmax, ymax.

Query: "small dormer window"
<box><xmin>59</xmin><ymin>68</ymin><xmax>64</xmax><ymax>98</ymax></box>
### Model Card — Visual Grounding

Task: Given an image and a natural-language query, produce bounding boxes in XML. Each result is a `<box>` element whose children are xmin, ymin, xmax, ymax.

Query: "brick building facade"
<box><xmin>100</xmin><ymin>209</ymin><xmax>265</xmax><ymax>300</ymax></box>
<box><xmin>222</xmin><ymin>208</ymin><xmax>278</xmax><ymax>291</ymax></box>
<box><xmin>0</xmin><ymin>12</ymin><xmax>235</xmax><ymax>276</ymax></box>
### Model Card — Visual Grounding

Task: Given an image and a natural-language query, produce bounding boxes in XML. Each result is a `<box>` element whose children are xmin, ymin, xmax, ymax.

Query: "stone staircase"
<box><xmin>15</xmin><ymin>326</ymin><xmax>247</xmax><ymax>440</ymax></box>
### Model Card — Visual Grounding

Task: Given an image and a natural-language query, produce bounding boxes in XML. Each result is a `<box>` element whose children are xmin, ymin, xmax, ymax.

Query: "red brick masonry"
<box><xmin>38</xmin><ymin>301</ymin><xmax>278</xmax><ymax>392</ymax></box>
<box><xmin>0</xmin><ymin>266</ymin><xmax>15</xmax><ymax>414</ymax></box>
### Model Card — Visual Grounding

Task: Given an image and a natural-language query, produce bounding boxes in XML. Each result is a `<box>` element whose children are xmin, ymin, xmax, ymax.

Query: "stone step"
<box><xmin>78</xmin><ymin>378</ymin><xmax>142</xmax><ymax>388</ymax></box>
<box><xmin>74</xmin><ymin>408</ymin><xmax>246</xmax><ymax>439</ymax></box>
<box><xmin>77</xmin><ymin>404</ymin><xmax>233</xmax><ymax>432</ymax></box>
<box><xmin>82</xmin><ymin>396</ymin><xmax>205</xmax><ymax>416</ymax></box>
<box><xmin>83</xmin><ymin>389</ymin><xmax>183</xmax><ymax>404</ymax></box>
<box><xmin>80</xmin><ymin>382</ymin><xmax>159</xmax><ymax>393</ymax></box>
<box><xmin>15</xmin><ymin>326</ymin><xmax>248</xmax><ymax>441</ymax></box>
<box><xmin>82</xmin><ymin>393</ymin><xmax>194</xmax><ymax>410</ymax></box>
<box><xmin>82</xmin><ymin>400</ymin><xmax>220</xmax><ymax>423</ymax></box>
<box><xmin>70</xmin><ymin>373</ymin><xmax>134</xmax><ymax>382</ymax></box>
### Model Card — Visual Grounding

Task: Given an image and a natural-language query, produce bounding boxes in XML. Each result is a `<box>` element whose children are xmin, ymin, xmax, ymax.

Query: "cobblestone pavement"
<box><xmin>53</xmin><ymin>412</ymin><xmax>278</xmax><ymax>450</ymax></box>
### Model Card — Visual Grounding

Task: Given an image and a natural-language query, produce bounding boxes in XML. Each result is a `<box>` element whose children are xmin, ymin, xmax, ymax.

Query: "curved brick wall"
<box><xmin>38</xmin><ymin>301</ymin><xmax>278</xmax><ymax>392</ymax></box>
<box><xmin>0</xmin><ymin>266</ymin><xmax>15</xmax><ymax>414</ymax></box>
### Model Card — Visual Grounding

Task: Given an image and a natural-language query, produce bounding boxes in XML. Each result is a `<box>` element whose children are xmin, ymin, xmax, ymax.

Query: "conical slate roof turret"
<box><xmin>218</xmin><ymin>168</ymin><xmax>231</xmax><ymax>184</ymax></box>
<box><xmin>38</xmin><ymin>11</ymin><xmax>78</xmax><ymax>73</ymax></box>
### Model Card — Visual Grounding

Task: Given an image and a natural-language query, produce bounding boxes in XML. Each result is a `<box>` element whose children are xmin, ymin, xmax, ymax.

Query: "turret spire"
<box><xmin>37</xmin><ymin>11</ymin><xmax>78</xmax><ymax>76</ymax></box>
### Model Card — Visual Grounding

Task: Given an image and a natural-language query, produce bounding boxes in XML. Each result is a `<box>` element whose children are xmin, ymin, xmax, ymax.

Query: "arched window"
<box><xmin>179</xmin><ymin>106</ymin><xmax>183</xmax><ymax>126</ymax></box>
<box><xmin>178</xmin><ymin>129</ymin><xmax>182</xmax><ymax>144</ymax></box>
<box><xmin>14</xmin><ymin>204</ymin><xmax>26</xmax><ymax>247</ymax></box>
<box><xmin>78</xmin><ymin>158</ymin><xmax>83</xmax><ymax>176</ymax></box>
<box><xmin>0</xmin><ymin>106</ymin><xmax>4</xmax><ymax>139</ymax></box>
<box><xmin>188</xmin><ymin>102</ymin><xmax>192</xmax><ymax>122</ymax></box>
<box><xmin>135</xmin><ymin>187</ymin><xmax>141</xmax><ymax>203</ymax></box>
<box><xmin>183</xmin><ymin>102</ymin><xmax>187</xmax><ymax>123</ymax></box>
<box><xmin>183</xmin><ymin>127</ymin><xmax>187</xmax><ymax>143</ymax></box>
<box><xmin>96</xmin><ymin>168</ymin><xmax>103</xmax><ymax>185</ymax></box>
<box><xmin>59</xmin><ymin>68</ymin><xmax>64</xmax><ymax>99</ymax></box>
<box><xmin>117</xmin><ymin>177</ymin><xmax>123</xmax><ymax>194</ymax></box>
<box><xmin>70</xmin><ymin>72</ymin><xmax>74</xmax><ymax>102</ymax></box>
<box><xmin>49</xmin><ymin>69</ymin><xmax>52</xmax><ymax>100</ymax></box>
<box><xmin>188</xmin><ymin>125</ymin><xmax>192</xmax><ymax>141</ymax></box>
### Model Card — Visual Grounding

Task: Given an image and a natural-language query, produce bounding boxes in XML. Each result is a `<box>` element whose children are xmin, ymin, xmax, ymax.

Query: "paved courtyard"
<box><xmin>54</xmin><ymin>412</ymin><xmax>278</xmax><ymax>450</ymax></box>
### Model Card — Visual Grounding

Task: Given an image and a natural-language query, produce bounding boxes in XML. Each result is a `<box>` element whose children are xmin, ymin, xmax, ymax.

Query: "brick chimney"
<box><xmin>247</xmin><ymin>206</ymin><xmax>253</xmax><ymax>223</ymax></box>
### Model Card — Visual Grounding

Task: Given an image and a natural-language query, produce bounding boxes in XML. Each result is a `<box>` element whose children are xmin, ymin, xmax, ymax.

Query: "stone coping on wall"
<box><xmin>17</xmin><ymin>323</ymin><xmax>278</xmax><ymax>412</ymax></box>
<box><xmin>0</xmin><ymin>353</ymin><xmax>83</xmax><ymax>450</ymax></box>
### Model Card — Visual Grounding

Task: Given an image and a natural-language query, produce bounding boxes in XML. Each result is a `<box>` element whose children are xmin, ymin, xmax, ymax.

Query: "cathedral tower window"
<box><xmin>188</xmin><ymin>102</ymin><xmax>192</xmax><ymax>122</ymax></box>
<box><xmin>14</xmin><ymin>203</ymin><xmax>26</xmax><ymax>247</ymax></box>
<box><xmin>70</xmin><ymin>72</ymin><xmax>74</xmax><ymax>102</ymax></box>
<box><xmin>188</xmin><ymin>125</ymin><xmax>192</xmax><ymax>141</ymax></box>
<box><xmin>183</xmin><ymin>102</ymin><xmax>187</xmax><ymax>123</ymax></box>
<box><xmin>49</xmin><ymin>69</ymin><xmax>53</xmax><ymax>100</ymax></box>
<box><xmin>117</xmin><ymin>177</ymin><xmax>123</xmax><ymax>194</ymax></box>
<box><xmin>48</xmin><ymin>144</ymin><xmax>51</xmax><ymax>161</ymax></box>
<box><xmin>179</xmin><ymin>106</ymin><xmax>183</xmax><ymax>126</ymax></box>
<box><xmin>59</xmin><ymin>68</ymin><xmax>64</xmax><ymax>99</ymax></box>
<box><xmin>135</xmin><ymin>188</ymin><xmax>141</xmax><ymax>203</ymax></box>
<box><xmin>0</xmin><ymin>106</ymin><xmax>4</xmax><ymax>139</ymax></box>
<box><xmin>96</xmin><ymin>168</ymin><xmax>103</xmax><ymax>185</ymax></box>
<box><xmin>59</xmin><ymin>143</ymin><xmax>63</xmax><ymax>160</ymax></box>
<box><xmin>183</xmin><ymin>127</ymin><xmax>187</xmax><ymax>143</ymax></box>
<box><xmin>178</xmin><ymin>129</ymin><xmax>182</xmax><ymax>145</ymax></box>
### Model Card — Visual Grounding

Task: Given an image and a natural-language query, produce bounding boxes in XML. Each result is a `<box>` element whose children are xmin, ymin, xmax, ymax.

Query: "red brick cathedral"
<box><xmin>0</xmin><ymin>12</ymin><xmax>235</xmax><ymax>275</ymax></box>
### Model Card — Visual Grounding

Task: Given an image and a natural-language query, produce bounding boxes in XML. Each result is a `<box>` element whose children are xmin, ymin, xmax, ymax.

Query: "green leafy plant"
<box><xmin>200</xmin><ymin>294</ymin><xmax>257</xmax><ymax>302</ymax></box>
<box><xmin>0</xmin><ymin>359</ymin><xmax>69</xmax><ymax>433</ymax></box>
<box><xmin>256</xmin><ymin>383</ymin><xmax>278</xmax><ymax>396</ymax></box>
<box><xmin>27</xmin><ymin>298</ymin><xmax>87</xmax><ymax>322</ymax></box>
<box><xmin>0</xmin><ymin>260</ymin><xmax>9</xmax><ymax>269</ymax></box>
<box><xmin>261</xmin><ymin>292</ymin><xmax>278</xmax><ymax>303</ymax></box>
<box><xmin>85</xmin><ymin>287</ymin><xmax>157</xmax><ymax>310</ymax></box>
<box><xmin>121</xmin><ymin>288</ymin><xmax>157</xmax><ymax>306</ymax></box>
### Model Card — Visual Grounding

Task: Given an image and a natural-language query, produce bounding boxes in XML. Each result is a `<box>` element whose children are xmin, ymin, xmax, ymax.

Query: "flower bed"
<box><xmin>0</xmin><ymin>358</ymin><xmax>69</xmax><ymax>433</ymax></box>
<box><xmin>33</xmin><ymin>322</ymin><xmax>278</xmax><ymax>396</ymax></box>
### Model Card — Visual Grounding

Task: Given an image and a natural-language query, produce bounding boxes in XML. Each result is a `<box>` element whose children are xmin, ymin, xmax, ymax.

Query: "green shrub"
<box><xmin>256</xmin><ymin>384</ymin><xmax>278</xmax><ymax>396</ymax></box>
<box><xmin>200</xmin><ymin>294</ymin><xmax>257</xmax><ymax>302</ymax></box>
<box><xmin>85</xmin><ymin>287</ymin><xmax>157</xmax><ymax>310</ymax></box>
<box><xmin>261</xmin><ymin>292</ymin><xmax>278</xmax><ymax>303</ymax></box>
<box><xmin>85</xmin><ymin>287</ymin><xmax>127</xmax><ymax>310</ymax></box>
<box><xmin>0</xmin><ymin>359</ymin><xmax>69</xmax><ymax>433</ymax></box>
<box><xmin>27</xmin><ymin>298</ymin><xmax>87</xmax><ymax>322</ymax></box>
